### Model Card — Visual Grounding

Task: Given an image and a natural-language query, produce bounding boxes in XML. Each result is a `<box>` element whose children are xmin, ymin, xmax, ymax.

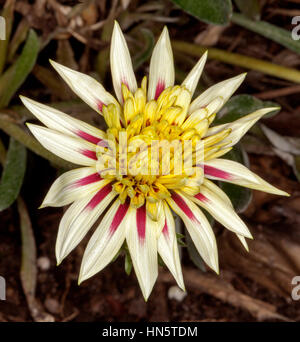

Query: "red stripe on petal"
<box><xmin>97</xmin><ymin>101</ymin><xmax>104</xmax><ymax>112</ymax></box>
<box><xmin>85</xmin><ymin>183</ymin><xmax>112</xmax><ymax>210</ymax></box>
<box><xmin>172</xmin><ymin>192</ymin><xmax>195</xmax><ymax>220</ymax></box>
<box><xmin>172</xmin><ymin>193</ymin><xmax>207</xmax><ymax>228</ymax></box>
<box><xmin>154</xmin><ymin>80</ymin><xmax>165</xmax><ymax>100</ymax></box>
<box><xmin>74</xmin><ymin>173</ymin><xmax>102</xmax><ymax>187</ymax></box>
<box><xmin>162</xmin><ymin>220</ymin><xmax>169</xmax><ymax>237</ymax></box>
<box><xmin>203</xmin><ymin>165</ymin><xmax>233</xmax><ymax>180</ymax></box>
<box><xmin>109</xmin><ymin>202</ymin><xmax>129</xmax><ymax>235</ymax></box>
<box><xmin>136</xmin><ymin>205</ymin><xmax>146</xmax><ymax>243</ymax></box>
<box><xmin>121</xmin><ymin>78</ymin><xmax>129</xmax><ymax>88</ymax></box>
<box><xmin>76</xmin><ymin>130</ymin><xmax>102</xmax><ymax>145</ymax></box>
<box><xmin>80</xmin><ymin>149</ymin><xmax>97</xmax><ymax>160</ymax></box>
<box><xmin>194</xmin><ymin>193</ymin><xmax>209</xmax><ymax>202</ymax></box>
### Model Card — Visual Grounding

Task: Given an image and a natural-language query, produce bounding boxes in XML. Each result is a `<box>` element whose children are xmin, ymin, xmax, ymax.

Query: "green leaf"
<box><xmin>215</xmin><ymin>94</ymin><xmax>280</xmax><ymax>125</ymax></box>
<box><xmin>220</xmin><ymin>144</ymin><xmax>252</xmax><ymax>213</ymax></box>
<box><xmin>171</xmin><ymin>0</ymin><xmax>232</xmax><ymax>25</ymax></box>
<box><xmin>232</xmin><ymin>13</ymin><xmax>300</xmax><ymax>55</ymax></box>
<box><xmin>0</xmin><ymin>29</ymin><xmax>40</xmax><ymax>108</ymax></box>
<box><xmin>185</xmin><ymin>212</ymin><xmax>214</xmax><ymax>272</ymax></box>
<box><xmin>234</xmin><ymin>0</ymin><xmax>260</xmax><ymax>20</ymax></box>
<box><xmin>0</xmin><ymin>137</ymin><xmax>27</xmax><ymax>211</ymax></box>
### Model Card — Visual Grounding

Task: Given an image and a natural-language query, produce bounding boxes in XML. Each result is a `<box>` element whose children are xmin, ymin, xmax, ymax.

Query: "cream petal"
<box><xmin>79</xmin><ymin>199</ymin><xmax>129</xmax><ymax>283</ymax></box>
<box><xmin>205</xmin><ymin>107</ymin><xmax>278</xmax><ymax>148</ymax></box>
<box><xmin>182</xmin><ymin>51</ymin><xmax>207</xmax><ymax>97</ymax></box>
<box><xmin>27</xmin><ymin>124</ymin><xmax>98</xmax><ymax>166</ymax></box>
<box><xmin>201</xmin><ymin>179</ymin><xmax>232</xmax><ymax>207</ymax></box>
<box><xmin>49</xmin><ymin>60</ymin><xmax>118</xmax><ymax>114</ymax></box>
<box><xmin>148</xmin><ymin>26</ymin><xmax>175</xmax><ymax>101</ymax></box>
<box><xmin>237</xmin><ymin>234</ymin><xmax>249</xmax><ymax>252</ymax></box>
<box><xmin>21</xmin><ymin>96</ymin><xmax>105</xmax><ymax>145</ymax></box>
<box><xmin>197</xmin><ymin>179</ymin><xmax>250</xmax><ymax>251</ymax></box>
<box><xmin>158</xmin><ymin>202</ymin><xmax>185</xmax><ymax>290</ymax></box>
<box><xmin>56</xmin><ymin>183</ymin><xmax>116</xmax><ymax>264</ymax></box>
<box><xmin>202</xmin><ymin>158</ymin><xmax>289</xmax><ymax>196</ymax></box>
<box><xmin>41</xmin><ymin>167</ymin><xmax>106</xmax><ymax>208</ymax></box>
<box><xmin>189</xmin><ymin>73</ymin><xmax>246</xmax><ymax>114</ymax></box>
<box><xmin>110</xmin><ymin>21</ymin><xmax>137</xmax><ymax>103</ymax></box>
<box><xmin>192</xmin><ymin>184</ymin><xmax>253</xmax><ymax>239</ymax></box>
<box><xmin>126</xmin><ymin>206</ymin><xmax>158</xmax><ymax>301</ymax></box>
<box><xmin>167</xmin><ymin>192</ymin><xmax>219</xmax><ymax>273</ymax></box>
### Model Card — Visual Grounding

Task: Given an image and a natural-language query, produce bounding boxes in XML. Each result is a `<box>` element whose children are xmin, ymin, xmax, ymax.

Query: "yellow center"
<box><xmin>96</xmin><ymin>77</ymin><xmax>232</xmax><ymax>220</ymax></box>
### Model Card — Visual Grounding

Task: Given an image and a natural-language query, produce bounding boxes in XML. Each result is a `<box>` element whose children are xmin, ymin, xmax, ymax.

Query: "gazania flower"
<box><xmin>21</xmin><ymin>22</ymin><xmax>288</xmax><ymax>300</ymax></box>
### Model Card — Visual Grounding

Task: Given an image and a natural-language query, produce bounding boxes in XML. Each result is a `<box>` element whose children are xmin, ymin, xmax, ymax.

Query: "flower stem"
<box><xmin>172</xmin><ymin>40</ymin><xmax>300</xmax><ymax>84</ymax></box>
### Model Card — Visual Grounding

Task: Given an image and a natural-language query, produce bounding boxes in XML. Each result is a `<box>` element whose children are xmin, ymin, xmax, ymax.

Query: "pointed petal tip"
<box><xmin>157</xmin><ymin>25</ymin><xmax>171</xmax><ymax>46</ymax></box>
<box><xmin>200</xmin><ymin>50</ymin><xmax>208</xmax><ymax>62</ymax></box>
<box><xmin>78</xmin><ymin>273</ymin><xmax>88</xmax><ymax>286</ymax></box>
<box><xmin>56</xmin><ymin>250</ymin><xmax>65</xmax><ymax>267</ymax></box>
<box><xmin>49</xmin><ymin>58</ymin><xmax>58</xmax><ymax>69</ymax></box>
<box><xmin>142</xmin><ymin>291</ymin><xmax>150</xmax><ymax>302</ymax></box>
<box><xmin>78</xmin><ymin>266</ymin><xmax>91</xmax><ymax>285</ymax></box>
<box><xmin>179</xmin><ymin>282</ymin><xmax>186</xmax><ymax>292</ymax></box>
<box><xmin>50</xmin><ymin>60</ymin><xmax>68</xmax><ymax>73</ymax></box>
<box><xmin>20</xmin><ymin>95</ymin><xmax>30</xmax><ymax>107</ymax></box>
<box><xmin>212</xmin><ymin>260</ymin><xmax>219</xmax><ymax>274</ymax></box>
<box><xmin>239</xmin><ymin>72</ymin><xmax>247</xmax><ymax>79</ymax></box>
<box><xmin>162</xmin><ymin>25</ymin><xmax>169</xmax><ymax>35</ymax></box>
<box><xmin>113</xmin><ymin>20</ymin><xmax>121</xmax><ymax>29</ymax></box>
<box><xmin>273</xmin><ymin>189</ymin><xmax>290</xmax><ymax>197</ymax></box>
<box><xmin>231</xmin><ymin>72</ymin><xmax>247</xmax><ymax>85</ymax></box>
<box><xmin>112</xmin><ymin>20</ymin><xmax>123</xmax><ymax>38</ymax></box>
<box><xmin>39</xmin><ymin>199</ymin><xmax>50</xmax><ymax>209</ymax></box>
<box><xmin>50</xmin><ymin>60</ymin><xmax>70</xmax><ymax>75</ymax></box>
<box><xmin>20</xmin><ymin>96</ymin><xmax>39</xmax><ymax>108</ymax></box>
<box><xmin>256</xmin><ymin>183</ymin><xmax>289</xmax><ymax>197</ymax></box>
<box><xmin>264</xmin><ymin>106</ymin><xmax>280</xmax><ymax>112</ymax></box>
<box><xmin>77</xmin><ymin>273</ymin><xmax>85</xmax><ymax>286</ymax></box>
<box><xmin>139</xmin><ymin>279</ymin><xmax>156</xmax><ymax>302</ymax></box>
<box><xmin>19</xmin><ymin>95</ymin><xmax>34</xmax><ymax>109</ymax></box>
<box><xmin>172</xmin><ymin>272</ymin><xmax>186</xmax><ymax>292</ymax></box>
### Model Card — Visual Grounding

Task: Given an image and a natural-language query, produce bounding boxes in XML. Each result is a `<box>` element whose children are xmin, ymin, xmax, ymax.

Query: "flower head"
<box><xmin>21</xmin><ymin>22</ymin><xmax>288</xmax><ymax>300</ymax></box>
